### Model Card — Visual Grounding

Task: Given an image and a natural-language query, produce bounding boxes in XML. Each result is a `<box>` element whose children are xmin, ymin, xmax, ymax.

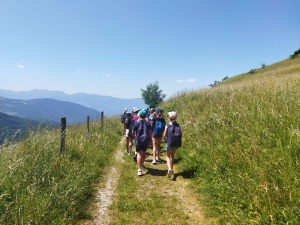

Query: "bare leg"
<box><xmin>166</xmin><ymin>150</ymin><xmax>172</xmax><ymax>170</ymax></box>
<box><xmin>152</xmin><ymin>137</ymin><xmax>157</xmax><ymax>161</ymax></box>
<box><xmin>166</xmin><ymin>150</ymin><xmax>177</xmax><ymax>169</ymax></box>
<box><xmin>170</xmin><ymin>150</ymin><xmax>176</xmax><ymax>169</ymax></box>
<box><xmin>129</xmin><ymin>137</ymin><xmax>133</xmax><ymax>154</ymax></box>
<box><xmin>137</xmin><ymin>150</ymin><xmax>146</xmax><ymax>170</ymax></box>
<box><xmin>156</xmin><ymin>137</ymin><xmax>162</xmax><ymax>159</ymax></box>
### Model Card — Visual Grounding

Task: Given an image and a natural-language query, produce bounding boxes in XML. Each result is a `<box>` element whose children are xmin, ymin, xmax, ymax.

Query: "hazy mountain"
<box><xmin>0</xmin><ymin>96</ymin><xmax>101</xmax><ymax>123</ymax></box>
<box><xmin>0</xmin><ymin>89</ymin><xmax>147</xmax><ymax>115</ymax></box>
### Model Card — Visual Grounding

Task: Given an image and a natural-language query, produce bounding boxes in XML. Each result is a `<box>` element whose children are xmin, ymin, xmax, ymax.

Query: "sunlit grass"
<box><xmin>161</xmin><ymin>57</ymin><xmax>300</xmax><ymax>224</ymax></box>
<box><xmin>0</xmin><ymin>117</ymin><xmax>122</xmax><ymax>224</ymax></box>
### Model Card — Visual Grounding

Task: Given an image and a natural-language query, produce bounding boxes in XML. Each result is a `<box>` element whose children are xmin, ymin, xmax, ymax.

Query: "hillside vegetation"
<box><xmin>161</xmin><ymin>55</ymin><xmax>300</xmax><ymax>224</ymax></box>
<box><xmin>0</xmin><ymin>117</ymin><xmax>121</xmax><ymax>224</ymax></box>
<box><xmin>0</xmin><ymin>112</ymin><xmax>41</xmax><ymax>144</ymax></box>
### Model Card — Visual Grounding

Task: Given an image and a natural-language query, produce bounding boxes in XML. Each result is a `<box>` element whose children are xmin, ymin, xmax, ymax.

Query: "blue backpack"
<box><xmin>120</xmin><ymin>113</ymin><xmax>126</xmax><ymax>123</ymax></box>
<box><xmin>136</xmin><ymin>121</ymin><xmax>150</xmax><ymax>147</ymax></box>
<box><xmin>153</xmin><ymin>117</ymin><xmax>165</xmax><ymax>136</ymax></box>
<box><xmin>166</xmin><ymin>123</ymin><xmax>182</xmax><ymax>147</ymax></box>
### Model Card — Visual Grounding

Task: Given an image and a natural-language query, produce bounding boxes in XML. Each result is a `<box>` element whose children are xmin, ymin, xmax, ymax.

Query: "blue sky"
<box><xmin>0</xmin><ymin>0</ymin><xmax>299</xmax><ymax>99</ymax></box>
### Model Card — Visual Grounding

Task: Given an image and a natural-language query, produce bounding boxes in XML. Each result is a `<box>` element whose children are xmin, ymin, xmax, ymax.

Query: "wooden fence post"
<box><xmin>101</xmin><ymin>111</ymin><xmax>104</xmax><ymax>126</ymax></box>
<box><xmin>60</xmin><ymin>117</ymin><xmax>66</xmax><ymax>154</ymax></box>
<box><xmin>86</xmin><ymin>115</ymin><xmax>90</xmax><ymax>134</ymax></box>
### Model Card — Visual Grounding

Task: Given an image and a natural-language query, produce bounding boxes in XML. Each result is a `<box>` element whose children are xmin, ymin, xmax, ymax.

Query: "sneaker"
<box><xmin>137</xmin><ymin>169</ymin><xmax>142</xmax><ymax>176</ymax></box>
<box><xmin>152</xmin><ymin>160</ymin><xmax>157</xmax><ymax>164</ymax></box>
<box><xmin>128</xmin><ymin>152</ymin><xmax>131</xmax><ymax>156</ymax></box>
<box><xmin>156</xmin><ymin>156</ymin><xmax>159</xmax><ymax>161</ymax></box>
<box><xmin>133</xmin><ymin>154</ymin><xmax>137</xmax><ymax>162</ymax></box>
<box><xmin>167</xmin><ymin>169</ymin><xmax>173</xmax><ymax>179</ymax></box>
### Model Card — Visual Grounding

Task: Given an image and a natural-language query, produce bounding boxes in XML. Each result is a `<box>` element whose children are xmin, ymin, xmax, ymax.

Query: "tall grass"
<box><xmin>161</xmin><ymin>69</ymin><xmax>300</xmax><ymax>224</ymax></box>
<box><xmin>0</xmin><ymin>117</ymin><xmax>122</xmax><ymax>224</ymax></box>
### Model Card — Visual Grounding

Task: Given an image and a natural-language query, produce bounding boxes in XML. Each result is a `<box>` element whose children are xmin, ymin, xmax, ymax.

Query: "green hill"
<box><xmin>0</xmin><ymin>112</ymin><xmax>42</xmax><ymax>144</ymax></box>
<box><xmin>0</xmin><ymin>53</ymin><xmax>299</xmax><ymax>224</ymax></box>
<box><xmin>161</xmin><ymin>54</ymin><xmax>300</xmax><ymax>224</ymax></box>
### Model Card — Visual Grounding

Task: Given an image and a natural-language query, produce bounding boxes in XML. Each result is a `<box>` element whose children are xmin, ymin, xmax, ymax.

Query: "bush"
<box><xmin>290</xmin><ymin>48</ymin><xmax>300</xmax><ymax>59</ymax></box>
<box><xmin>249</xmin><ymin>69</ymin><xmax>256</xmax><ymax>74</ymax></box>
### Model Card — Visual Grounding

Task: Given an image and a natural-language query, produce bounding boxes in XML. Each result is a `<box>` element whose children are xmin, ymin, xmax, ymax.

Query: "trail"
<box><xmin>81</xmin><ymin>137</ymin><xmax>214</xmax><ymax>224</ymax></box>
<box><xmin>81</xmin><ymin>138</ymin><xmax>125</xmax><ymax>225</ymax></box>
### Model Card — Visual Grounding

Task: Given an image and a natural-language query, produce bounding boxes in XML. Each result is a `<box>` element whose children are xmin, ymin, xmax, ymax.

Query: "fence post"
<box><xmin>86</xmin><ymin>115</ymin><xmax>90</xmax><ymax>135</ymax></box>
<box><xmin>60</xmin><ymin>117</ymin><xmax>66</xmax><ymax>154</ymax></box>
<box><xmin>101</xmin><ymin>111</ymin><xmax>104</xmax><ymax>126</ymax></box>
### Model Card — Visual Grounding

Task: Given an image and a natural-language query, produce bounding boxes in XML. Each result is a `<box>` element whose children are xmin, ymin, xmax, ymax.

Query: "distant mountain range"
<box><xmin>0</xmin><ymin>96</ymin><xmax>101</xmax><ymax>123</ymax></box>
<box><xmin>0</xmin><ymin>89</ymin><xmax>147</xmax><ymax>115</ymax></box>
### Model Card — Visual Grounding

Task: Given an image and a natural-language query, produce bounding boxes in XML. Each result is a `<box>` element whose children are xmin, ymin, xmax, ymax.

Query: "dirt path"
<box><xmin>80</xmin><ymin>138</ymin><xmax>125</xmax><ymax>225</ymax></box>
<box><xmin>81</xmin><ymin>138</ymin><xmax>214</xmax><ymax>224</ymax></box>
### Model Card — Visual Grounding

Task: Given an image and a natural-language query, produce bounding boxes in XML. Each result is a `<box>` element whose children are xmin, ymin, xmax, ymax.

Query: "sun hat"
<box><xmin>168</xmin><ymin>111</ymin><xmax>177</xmax><ymax>120</ymax></box>
<box><xmin>139</xmin><ymin>109</ymin><xmax>147</xmax><ymax>117</ymax></box>
<box><xmin>124</xmin><ymin>108</ymin><xmax>127</xmax><ymax>111</ymax></box>
<box><xmin>134</xmin><ymin>108</ymin><xmax>140</xmax><ymax>113</ymax></box>
<box><xmin>156</xmin><ymin>108</ymin><xmax>163</xmax><ymax>113</ymax></box>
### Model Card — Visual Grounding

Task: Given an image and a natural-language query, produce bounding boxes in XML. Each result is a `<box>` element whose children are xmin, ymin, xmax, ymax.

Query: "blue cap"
<box><xmin>139</xmin><ymin>109</ymin><xmax>147</xmax><ymax>117</ymax></box>
<box><xmin>156</xmin><ymin>108</ymin><xmax>163</xmax><ymax>113</ymax></box>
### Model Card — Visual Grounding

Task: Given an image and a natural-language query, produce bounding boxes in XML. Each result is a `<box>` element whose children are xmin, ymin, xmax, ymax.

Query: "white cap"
<box><xmin>168</xmin><ymin>111</ymin><xmax>177</xmax><ymax>120</ymax></box>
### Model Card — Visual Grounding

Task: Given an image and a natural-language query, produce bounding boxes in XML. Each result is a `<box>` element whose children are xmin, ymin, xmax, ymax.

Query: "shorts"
<box><xmin>152</xmin><ymin>134</ymin><xmax>163</xmax><ymax>139</ymax></box>
<box><xmin>136</xmin><ymin>145</ymin><xmax>147</xmax><ymax>152</ymax></box>
<box><xmin>125</xmin><ymin>129</ymin><xmax>132</xmax><ymax>137</ymax></box>
<box><xmin>166</xmin><ymin>144</ymin><xmax>178</xmax><ymax>151</ymax></box>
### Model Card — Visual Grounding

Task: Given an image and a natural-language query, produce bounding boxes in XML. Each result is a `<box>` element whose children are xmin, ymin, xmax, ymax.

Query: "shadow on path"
<box><xmin>145</xmin><ymin>168</ymin><xmax>168</xmax><ymax>176</ymax></box>
<box><xmin>173</xmin><ymin>170</ymin><xmax>197</xmax><ymax>181</ymax></box>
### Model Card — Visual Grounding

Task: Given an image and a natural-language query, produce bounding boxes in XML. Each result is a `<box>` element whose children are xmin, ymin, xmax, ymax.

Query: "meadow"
<box><xmin>161</xmin><ymin>56</ymin><xmax>300</xmax><ymax>224</ymax></box>
<box><xmin>0</xmin><ymin>117</ymin><xmax>121</xmax><ymax>224</ymax></box>
<box><xmin>1</xmin><ymin>55</ymin><xmax>300</xmax><ymax>224</ymax></box>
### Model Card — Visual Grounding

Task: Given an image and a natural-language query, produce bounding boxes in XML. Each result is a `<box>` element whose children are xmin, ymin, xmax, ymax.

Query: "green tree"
<box><xmin>141</xmin><ymin>81</ymin><xmax>166</xmax><ymax>108</ymax></box>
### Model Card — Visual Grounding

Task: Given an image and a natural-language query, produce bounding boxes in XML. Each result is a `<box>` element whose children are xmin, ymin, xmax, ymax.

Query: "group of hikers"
<box><xmin>120</xmin><ymin>107</ymin><xmax>182</xmax><ymax>178</ymax></box>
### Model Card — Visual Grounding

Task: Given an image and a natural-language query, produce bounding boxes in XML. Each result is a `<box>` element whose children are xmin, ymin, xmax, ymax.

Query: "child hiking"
<box><xmin>121</xmin><ymin>108</ymin><xmax>127</xmax><ymax>135</ymax></box>
<box><xmin>151</xmin><ymin>108</ymin><xmax>166</xmax><ymax>164</ymax></box>
<box><xmin>132</xmin><ymin>109</ymin><xmax>152</xmax><ymax>176</ymax></box>
<box><xmin>124</xmin><ymin>112</ymin><xmax>134</xmax><ymax>155</ymax></box>
<box><xmin>164</xmin><ymin>111</ymin><xmax>182</xmax><ymax>179</ymax></box>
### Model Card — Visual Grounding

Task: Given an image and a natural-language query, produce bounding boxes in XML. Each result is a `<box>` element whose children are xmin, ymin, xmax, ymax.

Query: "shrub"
<box><xmin>290</xmin><ymin>48</ymin><xmax>300</xmax><ymax>59</ymax></box>
<box><xmin>249</xmin><ymin>69</ymin><xmax>256</xmax><ymax>74</ymax></box>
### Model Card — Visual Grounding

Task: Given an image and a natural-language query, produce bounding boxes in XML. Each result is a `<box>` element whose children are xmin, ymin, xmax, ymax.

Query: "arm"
<box><xmin>163</xmin><ymin>125</ymin><xmax>168</xmax><ymax>143</ymax></box>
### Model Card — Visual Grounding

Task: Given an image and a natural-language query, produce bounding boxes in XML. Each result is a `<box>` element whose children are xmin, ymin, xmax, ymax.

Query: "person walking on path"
<box><xmin>132</xmin><ymin>109</ymin><xmax>152</xmax><ymax>176</ymax></box>
<box><xmin>164</xmin><ymin>111</ymin><xmax>182</xmax><ymax>179</ymax></box>
<box><xmin>124</xmin><ymin>112</ymin><xmax>134</xmax><ymax>155</ymax></box>
<box><xmin>121</xmin><ymin>108</ymin><xmax>127</xmax><ymax>135</ymax></box>
<box><xmin>151</xmin><ymin>108</ymin><xmax>166</xmax><ymax>164</ymax></box>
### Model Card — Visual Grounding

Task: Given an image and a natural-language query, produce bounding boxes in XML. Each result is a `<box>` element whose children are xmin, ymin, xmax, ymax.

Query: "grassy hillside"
<box><xmin>0</xmin><ymin>117</ymin><xmax>121</xmax><ymax>224</ymax></box>
<box><xmin>221</xmin><ymin>55</ymin><xmax>300</xmax><ymax>85</ymax></box>
<box><xmin>161</xmin><ymin>56</ymin><xmax>300</xmax><ymax>224</ymax></box>
<box><xmin>0</xmin><ymin>112</ymin><xmax>54</xmax><ymax>145</ymax></box>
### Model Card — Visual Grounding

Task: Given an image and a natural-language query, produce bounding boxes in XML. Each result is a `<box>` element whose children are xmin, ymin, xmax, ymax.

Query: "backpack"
<box><xmin>120</xmin><ymin>113</ymin><xmax>126</xmax><ymax>123</ymax></box>
<box><xmin>166</xmin><ymin>123</ymin><xmax>182</xmax><ymax>147</ymax></box>
<box><xmin>153</xmin><ymin>117</ymin><xmax>165</xmax><ymax>136</ymax></box>
<box><xmin>136</xmin><ymin>121</ymin><xmax>150</xmax><ymax>147</ymax></box>
<box><xmin>125</xmin><ymin>117</ymin><xmax>135</xmax><ymax>130</ymax></box>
